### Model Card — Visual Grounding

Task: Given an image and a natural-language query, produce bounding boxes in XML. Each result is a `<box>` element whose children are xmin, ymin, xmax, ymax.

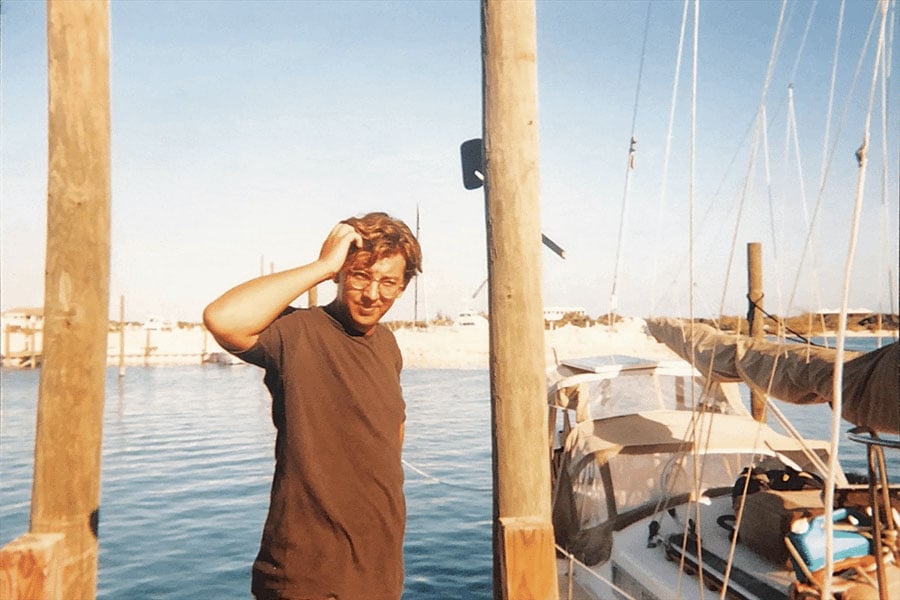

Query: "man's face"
<box><xmin>336</xmin><ymin>252</ymin><xmax>407</xmax><ymax>335</ymax></box>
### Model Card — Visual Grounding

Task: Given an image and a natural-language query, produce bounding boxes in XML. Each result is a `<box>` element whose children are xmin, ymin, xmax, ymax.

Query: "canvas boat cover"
<box><xmin>551</xmin><ymin>408</ymin><xmax>835</xmax><ymax>566</ymax></box>
<box><xmin>646</xmin><ymin>317</ymin><xmax>899</xmax><ymax>434</ymax></box>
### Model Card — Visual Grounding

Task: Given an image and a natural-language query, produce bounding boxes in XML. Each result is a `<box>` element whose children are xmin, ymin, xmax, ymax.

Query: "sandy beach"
<box><xmin>393</xmin><ymin>317</ymin><xmax>679</xmax><ymax>369</ymax></box>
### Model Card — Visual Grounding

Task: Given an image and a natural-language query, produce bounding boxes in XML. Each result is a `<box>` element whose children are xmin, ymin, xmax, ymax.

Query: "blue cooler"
<box><xmin>786</xmin><ymin>508</ymin><xmax>871</xmax><ymax>581</ymax></box>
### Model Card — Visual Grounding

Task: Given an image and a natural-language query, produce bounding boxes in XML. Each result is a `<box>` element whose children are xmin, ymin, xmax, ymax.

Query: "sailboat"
<box><xmin>543</xmin><ymin>1</ymin><xmax>899</xmax><ymax>599</ymax></box>
<box><xmin>548</xmin><ymin>329</ymin><xmax>897</xmax><ymax>599</ymax></box>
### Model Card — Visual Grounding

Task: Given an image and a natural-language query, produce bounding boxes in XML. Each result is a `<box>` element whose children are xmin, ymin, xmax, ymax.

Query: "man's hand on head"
<box><xmin>319</xmin><ymin>222</ymin><xmax>363</xmax><ymax>278</ymax></box>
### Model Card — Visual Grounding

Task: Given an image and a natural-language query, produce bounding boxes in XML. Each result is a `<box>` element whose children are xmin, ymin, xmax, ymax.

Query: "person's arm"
<box><xmin>203</xmin><ymin>223</ymin><xmax>362</xmax><ymax>352</ymax></box>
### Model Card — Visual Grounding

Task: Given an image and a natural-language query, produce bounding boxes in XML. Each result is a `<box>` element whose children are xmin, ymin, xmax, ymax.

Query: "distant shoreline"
<box><xmin>1</xmin><ymin>317</ymin><xmax>896</xmax><ymax>371</ymax></box>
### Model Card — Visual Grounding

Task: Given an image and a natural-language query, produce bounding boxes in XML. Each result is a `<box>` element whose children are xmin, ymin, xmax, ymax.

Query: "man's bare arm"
<box><xmin>203</xmin><ymin>223</ymin><xmax>361</xmax><ymax>352</ymax></box>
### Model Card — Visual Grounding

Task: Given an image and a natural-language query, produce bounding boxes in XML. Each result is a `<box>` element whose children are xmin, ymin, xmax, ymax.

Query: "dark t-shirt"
<box><xmin>237</xmin><ymin>306</ymin><xmax>406</xmax><ymax>599</ymax></box>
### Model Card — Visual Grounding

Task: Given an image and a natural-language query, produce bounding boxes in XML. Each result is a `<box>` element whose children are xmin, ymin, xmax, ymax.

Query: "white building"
<box><xmin>0</xmin><ymin>307</ymin><xmax>44</xmax><ymax>330</ymax></box>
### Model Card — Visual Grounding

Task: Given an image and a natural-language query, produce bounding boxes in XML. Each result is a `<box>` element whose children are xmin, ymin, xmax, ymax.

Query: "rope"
<box><xmin>555</xmin><ymin>543</ymin><xmax>639</xmax><ymax>600</ymax></box>
<box><xmin>877</xmin><ymin>1</ymin><xmax>897</xmax><ymax>321</ymax></box>
<box><xmin>745</xmin><ymin>294</ymin><xmax>824</xmax><ymax>346</ymax></box>
<box><xmin>788</xmin><ymin>0</ymin><xmax>819</xmax><ymax>83</ymax></box>
<box><xmin>609</xmin><ymin>1</ymin><xmax>652</xmax><ymax>321</ymax></box>
<box><xmin>685</xmin><ymin>2</ymin><xmax>701</xmax><ymax>591</ymax></box>
<box><xmin>401</xmin><ymin>458</ymin><xmax>491</xmax><ymax>493</ymax></box>
<box><xmin>687</xmin><ymin>0</ymin><xmax>699</xmax><ymax>349</ymax></box>
<box><xmin>716</xmin><ymin>0</ymin><xmax>788</xmax><ymax>320</ymax></box>
<box><xmin>719</xmin><ymin>421</ymin><xmax>773</xmax><ymax>599</ymax></box>
<box><xmin>823</xmin><ymin>5</ymin><xmax>889</xmax><ymax>598</ymax></box>
<box><xmin>787</xmin><ymin>3</ymin><xmax>878</xmax><ymax>316</ymax></box>
<box><xmin>651</xmin><ymin>0</ymin><xmax>689</xmax><ymax>302</ymax></box>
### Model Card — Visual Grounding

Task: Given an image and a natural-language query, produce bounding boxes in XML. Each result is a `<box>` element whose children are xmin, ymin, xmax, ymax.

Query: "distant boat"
<box><xmin>203</xmin><ymin>351</ymin><xmax>244</xmax><ymax>366</ymax></box>
<box><xmin>456</xmin><ymin>310</ymin><xmax>487</xmax><ymax>328</ymax></box>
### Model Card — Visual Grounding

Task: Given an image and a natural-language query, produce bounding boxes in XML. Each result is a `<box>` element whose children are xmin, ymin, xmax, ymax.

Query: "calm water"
<box><xmin>1</xmin><ymin>366</ymin><xmax>493</xmax><ymax>599</ymax></box>
<box><xmin>0</xmin><ymin>336</ymin><xmax>894</xmax><ymax>598</ymax></box>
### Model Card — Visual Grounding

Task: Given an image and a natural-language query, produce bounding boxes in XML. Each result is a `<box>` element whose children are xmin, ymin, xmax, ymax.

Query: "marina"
<box><xmin>1</xmin><ymin>0</ymin><xmax>897</xmax><ymax>597</ymax></box>
<box><xmin>1</xmin><ymin>334</ymin><xmax>893</xmax><ymax>598</ymax></box>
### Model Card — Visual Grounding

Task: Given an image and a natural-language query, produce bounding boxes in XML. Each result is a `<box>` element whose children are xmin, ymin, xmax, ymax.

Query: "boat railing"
<box><xmin>845</xmin><ymin>427</ymin><xmax>900</xmax><ymax>598</ymax></box>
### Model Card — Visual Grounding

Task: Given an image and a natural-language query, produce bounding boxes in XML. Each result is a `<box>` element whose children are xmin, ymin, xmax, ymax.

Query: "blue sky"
<box><xmin>2</xmin><ymin>0</ymin><xmax>897</xmax><ymax>323</ymax></box>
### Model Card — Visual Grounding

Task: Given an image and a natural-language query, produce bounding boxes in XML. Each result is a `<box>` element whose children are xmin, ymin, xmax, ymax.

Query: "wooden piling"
<box><xmin>747</xmin><ymin>242</ymin><xmax>766</xmax><ymax>421</ymax></box>
<box><xmin>29</xmin><ymin>2</ymin><xmax>111</xmax><ymax>599</ymax></box>
<box><xmin>0</xmin><ymin>533</ymin><xmax>65</xmax><ymax>600</ymax></box>
<box><xmin>482</xmin><ymin>1</ymin><xmax>558</xmax><ymax>598</ymax></box>
<box><xmin>144</xmin><ymin>329</ymin><xmax>152</xmax><ymax>366</ymax></box>
<box><xmin>118</xmin><ymin>295</ymin><xmax>125</xmax><ymax>377</ymax></box>
<box><xmin>499</xmin><ymin>517</ymin><xmax>557</xmax><ymax>599</ymax></box>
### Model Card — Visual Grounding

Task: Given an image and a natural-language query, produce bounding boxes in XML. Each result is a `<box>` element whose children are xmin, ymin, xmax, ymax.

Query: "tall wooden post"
<box><xmin>144</xmin><ymin>329</ymin><xmax>152</xmax><ymax>366</ymax></box>
<box><xmin>747</xmin><ymin>242</ymin><xmax>766</xmax><ymax>421</ymax></box>
<box><xmin>30</xmin><ymin>2</ymin><xmax>111</xmax><ymax>599</ymax></box>
<box><xmin>482</xmin><ymin>1</ymin><xmax>558</xmax><ymax>598</ymax></box>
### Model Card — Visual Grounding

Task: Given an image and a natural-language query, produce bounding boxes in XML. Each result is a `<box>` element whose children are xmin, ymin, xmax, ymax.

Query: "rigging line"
<box><xmin>785</xmin><ymin>0</ymin><xmax>844</xmax><ymax>339</ymax></box>
<box><xmin>768</xmin><ymin>0</ymin><xmax>821</xmax><ymax>317</ymax></box>
<box><xmin>788</xmin><ymin>0</ymin><xmax>819</xmax><ymax>84</ymax></box>
<box><xmin>788</xmin><ymin>3</ymin><xmax>879</xmax><ymax>313</ymax></box>
<box><xmin>683</xmin><ymin>406</ymin><xmax>725</xmax><ymax>598</ymax></box>
<box><xmin>609</xmin><ymin>0</ymin><xmax>652</xmax><ymax>318</ymax></box>
<box><xmin>555</xmin><ymin>544</ymin><xmax>639</xmax><ymax>600</ymax></box>
<box><xmin>764</xmin><ymin>400</ymin><xmax>832</xmax><ymax>477</ymax></box>
<box><xmin>785</xmin><ymin>85</ymin><xmax>828</xmax><ymax>318</ymax></box>
<box><xmin>745</xmin><ymin>295</ymin><xmax>826</xmax><ymax>346</ymax></box>
<box><xmin>684</xmin><ymin>3</ymin><xmax>701</xmax><ymax>595</ymax></box>
<box><xmin>716</xmin><ymin>0</ymin><xmax>789</xmax><ymax>320</ymax></box>
<box><xmin>648</xmin><ymin>84</ymin><xmax>795</xmax><ymax>317</ymax></box>
<box><xmin>761</xmin><ymin>104</ymin><xmax>789</xmax><ymax>317</ymax></box>
<box><xmin>647</xmin><ymin>392</ymin><xmax>719</xmax><ymax>527</ymax></box>
<box><xmin>400</xmin><ymin>458</ymin><xmax>491</xmax><ymax>493</ymax></box>
<box><xmin>651</xmin><ymin>0</ymin><xmax>690</xmax><ymax>304</ymax></box>
<box><xmin>718</xmin><ymin>419</ymin><xmax>772</xmax><ymax>600</ymax></box>
<box><xmin>687</xmin><ymin>397</ymin><xmax>750</xmax><ymax>598</ymax></box>
<box><xmin>824</xmin><ymin>6</ymin><xmax>889</xmax><ymax>598</ymax></box>
<box><xmin>818</xmin><ymin>0</ymin><xmax>844</xmax><ymax>190</ymax></box>
<box><xmin>763</xmin><ymin>104</ymin><xmax>779</xmax><ymax>262</ymax></box>
<box><xmin>878</xmin><ymin>1</ymin><xmax>897</xmax><ymax>319</ymax></box>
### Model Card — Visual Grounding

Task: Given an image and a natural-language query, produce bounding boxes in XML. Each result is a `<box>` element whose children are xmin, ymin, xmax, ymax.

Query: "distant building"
<box><xmin>814</xmin><ymin>308</ymin><xmax>874</xmax><ymax>315</ymax></box>
<box><xmin>543</xmin><ymin>306</ymin><xmax>586</xmax><ymax>322</ymax></box>
<box><xmin>142</xmin><ymin>315</ymin><xmax>174</xmax><ymax>331</ymax></box>
<box><xmin>0</xmin><ymin>307</ymin><xmax>44</xmax><ymax>330</ymax></box>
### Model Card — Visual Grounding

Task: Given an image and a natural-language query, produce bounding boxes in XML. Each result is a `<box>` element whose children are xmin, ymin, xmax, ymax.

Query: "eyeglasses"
<box><xmin>345</xmin><ymin>270</ymin><xmax>403</xmax><ymax>299</ymax></box>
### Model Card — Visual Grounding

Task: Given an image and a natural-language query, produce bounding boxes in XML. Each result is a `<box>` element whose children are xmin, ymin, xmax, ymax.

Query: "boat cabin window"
<box><xmin>572</xmin><ymin>450</ymin><xmax>755</xmax><ymax>531</ymax></box>
<box><xmin>574</xmin><ymin>374</ymin><xmax>733</xmax><ymax>421</ymax></box>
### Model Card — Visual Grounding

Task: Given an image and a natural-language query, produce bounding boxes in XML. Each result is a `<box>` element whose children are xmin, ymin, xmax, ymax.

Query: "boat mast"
<box><xmin>481</xmin><ymin>1</ymin><xmax>558</xmax><ymax>598</ymax></box>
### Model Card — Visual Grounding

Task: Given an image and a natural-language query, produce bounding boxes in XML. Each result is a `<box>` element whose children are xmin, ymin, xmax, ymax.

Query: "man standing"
<box><xmin>203</xmin><ymin>212</ymin><xmax>423</xmax><ymax>600</ymax></box>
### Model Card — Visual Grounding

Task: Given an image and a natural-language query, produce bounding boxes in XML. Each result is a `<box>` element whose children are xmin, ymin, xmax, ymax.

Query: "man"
<box><xmin>203</xmin><ymin>212</ymin><xmax>423</xmax><ymax>600</ymax></box>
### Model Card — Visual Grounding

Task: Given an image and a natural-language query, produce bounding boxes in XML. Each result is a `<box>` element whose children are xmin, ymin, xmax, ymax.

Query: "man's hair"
<box><xmin>341</xmin><ymin>212</ymin><xmax>422</xmax><ymax>284</ymax></box>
